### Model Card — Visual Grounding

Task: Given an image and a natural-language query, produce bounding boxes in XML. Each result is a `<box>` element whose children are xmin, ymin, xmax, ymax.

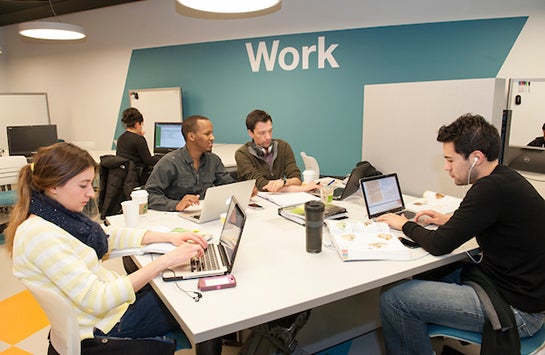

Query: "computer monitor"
<box><xmin>153</xmin><ymin>122</ymin><xmax>185</xmax><ymax>154</ymax></box>
<box><xmin>6</xmin><ymin>125</ymin><xmax>58</xmax><ymax>158</ymax></box>
<box><xmin>505</xmin><ymin>145</ymin><xmax>545</xmax><ymax>174</ymax></box>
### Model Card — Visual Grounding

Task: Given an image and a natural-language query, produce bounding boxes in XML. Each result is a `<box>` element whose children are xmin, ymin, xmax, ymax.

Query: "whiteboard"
<box><xmin>128</xmin><ymin>87</ymin><xmax>183</xmax><ymax>152</ymax></box>
<box><xmin>362</xmin><ymin>78</ymin><xmax>506</xmax><ymax>199</ymax></box>
<box><xmin>0</xmin><ymin>93</ymin><xmax>50</xmax><ymax>154</ymax></box>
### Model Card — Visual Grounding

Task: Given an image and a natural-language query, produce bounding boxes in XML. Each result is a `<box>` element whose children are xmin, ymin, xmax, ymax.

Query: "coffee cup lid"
<box><xmin>131</xmin><ymin>189</ymin><xmax>148</xmax><ymax>197</ymax></box>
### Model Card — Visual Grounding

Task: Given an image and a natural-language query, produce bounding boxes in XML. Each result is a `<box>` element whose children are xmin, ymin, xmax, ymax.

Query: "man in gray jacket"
<box><xmin>146</xmin><ymin>115</ymin><xmax>234</xmax><ymax>211</ymax></box>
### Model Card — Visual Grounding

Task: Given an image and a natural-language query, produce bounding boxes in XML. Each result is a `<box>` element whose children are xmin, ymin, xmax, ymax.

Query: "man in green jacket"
<box><xmin>235</xmin><ymin>109</ymin><xmax>318</xmax><ymax>192</ymax></box>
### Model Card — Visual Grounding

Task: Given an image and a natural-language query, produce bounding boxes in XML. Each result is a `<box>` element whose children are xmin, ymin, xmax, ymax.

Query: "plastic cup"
<box><xmin>220</xmin><ymin>212</ymin><xmax>227</xmax><ymax>225</ymax></box>
<box><xmin>131</xmin><ymin>189</ymin><xmax>148</xmax><ymax>214</ymax></box>
<box><xmin>121</xmin><ymin>200</ymin><xmax>140</xmax><ymax>227</ymax></box>
<box><xmin>320</xmin><ymin>184</ymin><xmax>335</xmax><ymax>204</ymax></box>
<box><xmin>302</xmin><ymin>170</ymin><xmax>315</xmax><ymax>184</ymax></box>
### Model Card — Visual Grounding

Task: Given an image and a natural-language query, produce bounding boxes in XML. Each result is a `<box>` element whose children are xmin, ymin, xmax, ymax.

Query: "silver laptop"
<box><xmin>359</xmin><ymin>173</ymin><xmax>415</xmax><ymax>220</ymax></box>
<box><xmin>162</xmin><ymin>195</ymin><xmax>247</xmax><ymax>281</ymax></box>
<box><xmin>178</xmin><ymin>179</ymin><xmax>255</xmax><ymax>224</ymax></box>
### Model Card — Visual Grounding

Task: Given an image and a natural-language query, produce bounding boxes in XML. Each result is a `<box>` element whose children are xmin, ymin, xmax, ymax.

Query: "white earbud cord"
<box><xmin>464</xmin><ymin>157</ymin><xmax>483</xmax><ymax>263</ymax></box>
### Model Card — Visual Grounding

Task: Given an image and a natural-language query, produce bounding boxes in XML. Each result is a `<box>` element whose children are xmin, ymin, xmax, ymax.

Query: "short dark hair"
<box><xmin>182</xmin><ymin>115</ymin><xmax>209</xmax><ymax>139</ymax></box>
<box><xmin>437</xmin><ymin>113</ymin><xmax>500</xmax><ymax>161</ymax></box>
<box><xmin>246</xmin><ymin>110</ymin><xmax>272</xmax><ymax>131</ymax></box>
<box><xmin>121</xmin><ymin>107</ymin><xmax>143</xmax><ymax>128</ymax></box>
<box><xmin>542</xmin><ymin>122</ymin><xmax>545</xmax><ymax>131</ymax></box>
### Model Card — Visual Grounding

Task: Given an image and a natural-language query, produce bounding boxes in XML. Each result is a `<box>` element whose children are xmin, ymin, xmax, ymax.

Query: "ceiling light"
<box><xmin>177</xmin><ymin>0</ymin><xmax>280</xmax><ymax>13</ymax></box>
<box><xmin>18</xmin><ymin>21</ymin><xmax>86</xmax><ymax>40</ymax></box>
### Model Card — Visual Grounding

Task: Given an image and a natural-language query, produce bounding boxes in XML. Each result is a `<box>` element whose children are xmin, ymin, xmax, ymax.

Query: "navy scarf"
<box><xmin>30</xmin><ymin>192</ymin><xmax>109</xmax><ymax>259</ymax></box>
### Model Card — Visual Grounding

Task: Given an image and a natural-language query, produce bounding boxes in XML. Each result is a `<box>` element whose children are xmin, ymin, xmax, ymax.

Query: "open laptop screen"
<box><xmin>153</xmin><ymin>122</ymin><xmax>185</xmax><ymax>154</ymax></box>
<box><xmin>360</xmin><ymin>173</ymin><xmax>405</xmax><ymax>219</ymax></box>
<box><xmin>220</xmin><ymin>196</ymin><xmax>246</xmax><ymax>273</ymax></box>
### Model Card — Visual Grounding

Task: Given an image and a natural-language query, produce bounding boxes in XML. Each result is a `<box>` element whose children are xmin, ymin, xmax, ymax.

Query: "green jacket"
<box><xmin>235</xmin><ymin>139</ymin><xmax>301</xmax><ymax>190</ymax></box>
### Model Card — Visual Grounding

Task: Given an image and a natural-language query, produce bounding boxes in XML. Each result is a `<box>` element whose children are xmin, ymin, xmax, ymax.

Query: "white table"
<box><xmin>106</xmin><ymin>193</ymin><xmax>478</xmax><ymax>348</ymax></box>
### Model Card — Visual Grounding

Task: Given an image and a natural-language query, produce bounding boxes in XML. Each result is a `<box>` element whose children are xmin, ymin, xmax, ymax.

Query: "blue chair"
<box><xmin>428</xmin><ymin>323</ymin><xmax>545</xmax><ymax>355</ymax></box>
<box><xmin>1</xmin><ymin>156</ymin><xmax>28</xmax><ymax>243</ymax></box>
<box><xmin>0</xmin><ymin>156</ymin><xmax>27</xmax><ymax>207</ymax></box>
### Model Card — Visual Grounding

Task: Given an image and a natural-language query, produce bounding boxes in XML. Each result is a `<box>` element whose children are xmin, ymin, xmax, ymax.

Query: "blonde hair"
<box><xmin>4</xmin><ymin>142</ymin><xmax>97</xmax><ymax>256</ymax></box>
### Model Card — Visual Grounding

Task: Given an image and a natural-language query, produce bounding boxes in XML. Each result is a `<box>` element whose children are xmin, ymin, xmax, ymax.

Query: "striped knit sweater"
<box><xmin>12</xmin><ymin>216</ymin><xmax>146</xmax><ymax>340</ymax></box>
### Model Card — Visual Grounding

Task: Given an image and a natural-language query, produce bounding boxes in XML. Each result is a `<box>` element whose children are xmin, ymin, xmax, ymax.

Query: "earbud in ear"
<box><xmin>473</xmin><ymin>157</ymin><xmax>478</xmax><ymax>163</ymax></box>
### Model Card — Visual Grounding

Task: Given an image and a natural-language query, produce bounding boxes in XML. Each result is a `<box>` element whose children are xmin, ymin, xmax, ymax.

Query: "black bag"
<box><xmin>356</xmin><ymin>160</ymin><xmax>382</xmax><ymax>177</ymax></box>
<box><xmin>240</xmin><ymin>310</ymin><xmax>311</xmax><ymax>355</ymax></box>
<box><xmin>49</xmin><ymin>336</ymin><xmax>177</xmax><ymax>355</ymax></box>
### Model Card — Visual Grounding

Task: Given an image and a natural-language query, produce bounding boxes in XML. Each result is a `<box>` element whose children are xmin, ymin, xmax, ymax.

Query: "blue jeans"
<box><xmin>380</xmin><ymin>268</ymin><xmax>545</xmax><ymax>355</ymax></box>
<box><xmin>95</xmin><ymin>285</ymin><xmax>180</xmax><ymax>339</ymax></box>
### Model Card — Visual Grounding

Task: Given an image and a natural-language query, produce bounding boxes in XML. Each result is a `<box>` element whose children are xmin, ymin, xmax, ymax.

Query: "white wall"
<box><xmin>0</xmin><ymin>0</ymin><xmax>544</xmax><ymax>149</ymax></box>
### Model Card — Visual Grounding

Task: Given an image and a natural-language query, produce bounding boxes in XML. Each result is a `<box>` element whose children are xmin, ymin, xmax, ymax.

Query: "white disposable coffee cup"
<box><xmin>303</xmin><ymin>170</ymin><xmax>315</xmax><ymax>184</ymax></box>
<box><xmin>131</xmin><ymin>189</ymin><xmax>148</xmax><ymax>214</ymax></box>
<box><xmin>121</xmin><ymin>200</ymin><xmax>140</xmax><ymax>228</ymax></box>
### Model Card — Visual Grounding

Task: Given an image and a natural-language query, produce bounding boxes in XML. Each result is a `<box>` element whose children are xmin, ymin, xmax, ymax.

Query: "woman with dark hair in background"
<box><xmin>116</xmin><ymin>107</ymin><xmax>161</xmax><ymax>184</ymax></box>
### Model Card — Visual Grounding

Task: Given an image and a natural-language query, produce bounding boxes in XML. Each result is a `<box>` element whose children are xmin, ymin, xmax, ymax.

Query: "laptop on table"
<box><xmin>162</xmin><ymin>195</ymin><xmax>247</xmax><ymax>281</ymax></box>
<box><xmin>179</xmin><ymin>179</ymin><xmax>255</xmax><ymax>224</ymax></box>
<box><xmin>359</xmin><ymin>173</ymin><xmax>416</xmax><ymax>220</ymax></box>
<box><xmin>333</xmin><ymin>163</ymin><xmax>381</xmax><ymax>200</ymax></box>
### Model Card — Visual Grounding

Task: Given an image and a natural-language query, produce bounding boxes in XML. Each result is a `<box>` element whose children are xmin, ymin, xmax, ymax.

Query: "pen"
<box><xmin>326</xmin><ymin>179</ymin><xmax>335</xmax><ymax>187</ymax></box>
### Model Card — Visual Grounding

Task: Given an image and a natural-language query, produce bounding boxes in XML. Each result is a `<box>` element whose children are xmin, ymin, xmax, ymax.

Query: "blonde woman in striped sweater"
<box><xmin>5</xmin><ymin>142</ymin><xmax>207</xmax><ymax>344</ymax></box>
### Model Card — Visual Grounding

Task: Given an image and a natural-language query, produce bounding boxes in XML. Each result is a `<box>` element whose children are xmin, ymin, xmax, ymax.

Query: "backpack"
<box><xmin>240</xmin><ymin>310</ymin><xmax>311</xmax><ymax>355</ymax></box>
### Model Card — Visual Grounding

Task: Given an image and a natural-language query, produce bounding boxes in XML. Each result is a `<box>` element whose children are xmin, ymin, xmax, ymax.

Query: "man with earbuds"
<box><xmin>235</xmin><ymin>109</ymin><xmax>319</xmax><ymax>192</ymax></box>
<box><xmin>377</xmin><ymin>114</ymin><xmax>545</xmax><ymax>354</ymax></box>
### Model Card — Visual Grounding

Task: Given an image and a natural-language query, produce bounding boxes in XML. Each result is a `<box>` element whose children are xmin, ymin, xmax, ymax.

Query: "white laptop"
<box><xmin>162</xmin><ymin>195</ymin><xmax>247</xmax><ymax>280</ymax></box>
<box><xmin>359</xmin><ymin>173</ymin><xmax>416</xmax><ymax>220</ymax></box>
<box><xmin>178</xmin><ymin>179</ymin><xmax>255</xmax><ymax>224</ymax></box>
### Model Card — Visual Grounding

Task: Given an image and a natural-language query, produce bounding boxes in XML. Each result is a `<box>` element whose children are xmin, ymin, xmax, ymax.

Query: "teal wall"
<box><xmin>116</xmin><ymin>17</ymin><xmax>526</xmax><ymax>176</ymax></box>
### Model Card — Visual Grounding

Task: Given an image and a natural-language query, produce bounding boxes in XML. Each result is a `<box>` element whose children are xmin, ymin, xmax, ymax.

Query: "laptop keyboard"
<box><xmin>191</xmin><ymin>244</ymin><xmax>219</xmax><ymax>272</ymax></box>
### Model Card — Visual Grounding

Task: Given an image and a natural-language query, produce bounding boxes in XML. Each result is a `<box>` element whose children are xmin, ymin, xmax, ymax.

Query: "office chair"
<box><xmin>0</xmin><ymin>155</ymin><xmax>27</xmax><ymax>206</ymax></box>
<box><xmin>300</xmin><ymin>152</ymin><xmax>320</xmax><ymax>180</ymax></box>
<box><xmin>0</xmin><ymin>156</ymin><xmax>28</xmax><ymax>241</ymax></box>
<box><xmin>98</xmin><ymin>155</ymin><xmax>141</xmax><ymax>220</ymax></box>
<box><xmin>22</xmin><ymin>280</ymin><xmax>189</xmax><ymax>355</ymax></box>
<box><xmin>22</xmin><ymin>280</ymin><xmax>82</xmax><ymax>355</ymax></box>
<box><xmin>427</xmin><ymin>323</ymin><xmax>545</xmax><ymax>355</ymax></box>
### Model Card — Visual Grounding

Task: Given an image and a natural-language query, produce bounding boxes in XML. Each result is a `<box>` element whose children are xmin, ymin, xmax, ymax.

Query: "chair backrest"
<box><xmin>98</xmin><ymin>155</ymin><xmax>141</xmax><ymax>220</ymax></box>
<box><xmin>300</xmin><ymin>152</ymin><xmax>320</xmax><ymax>180</ymax></box>
<box><xmin>428</xmin><ymin>323</ymin><xmax>545</xmax><ymax>355</ymax></box>
<box><xmin>0</xmin><ymin>156</ymin><xmax>27</xmax><ymax>187</ymax></box>
<box><xmin>22</xmin><ymin>281</ymin><xmax>81</xmax><ymax>355</ymax></box>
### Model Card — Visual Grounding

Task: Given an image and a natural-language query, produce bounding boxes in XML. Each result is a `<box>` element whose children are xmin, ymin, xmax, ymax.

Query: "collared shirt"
<box><xmin>146</xmin><ymin>147</ymin><xmax>234</xmax><ymax>211</ymax></box>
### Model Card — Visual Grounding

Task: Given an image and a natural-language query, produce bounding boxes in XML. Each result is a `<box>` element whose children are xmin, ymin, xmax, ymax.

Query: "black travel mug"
<box><xmin>305</xmin><ymin>200</ymin><xmax>325</xmax><ymax>253</ymax></box>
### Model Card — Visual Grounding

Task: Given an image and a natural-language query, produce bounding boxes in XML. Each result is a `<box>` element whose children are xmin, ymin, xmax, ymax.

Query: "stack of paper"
<box><xmin>326</xmin><ymin>220</ymin><xmax>428</xmax><ymax>261</ymax></box>
<box><xmin>257</xmin><ymin>191</ymin><xmax>319</xmax><ymax>207</ymax></box>
<box><xmin>406</xmin><ymin>191</ymin><xmax>462</xmax><ymax>215</ymax></box>
<box><xmin>108</xmin><ymin>242</ymin><xmax>177</xmax><ymax>258</ymax></box>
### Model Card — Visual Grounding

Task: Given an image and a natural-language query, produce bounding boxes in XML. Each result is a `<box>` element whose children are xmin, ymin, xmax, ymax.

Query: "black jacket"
<box><xmin>461</xmin><ymin>264</ymin><xmax>520</xmax><ymax>355</ymax></box>
<box><xmin>98</xmin><ymin>155</ymin><xmax>141</xmax><ymax>220</ymax></box>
